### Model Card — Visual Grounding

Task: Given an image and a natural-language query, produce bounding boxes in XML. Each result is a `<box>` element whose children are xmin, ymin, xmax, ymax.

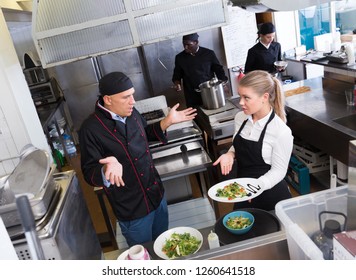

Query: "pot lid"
<box><xmin>7</xmin><ymin>148</ymin><xmax>50</xmax><ymax>196</ymax></box>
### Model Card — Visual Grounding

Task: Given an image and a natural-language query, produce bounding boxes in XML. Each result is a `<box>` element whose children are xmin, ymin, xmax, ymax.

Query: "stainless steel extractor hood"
<box><xmin>230</xmin><ymin>0</ymin><xmax>335</xmax><ymax>13</ymax></box>
<box><xmin>32</xmin><ymin>0</ymin><xmax>229</xmax><ymax>68</ymax></box>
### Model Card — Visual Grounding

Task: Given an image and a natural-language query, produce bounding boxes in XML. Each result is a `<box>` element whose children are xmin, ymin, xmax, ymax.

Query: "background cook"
<box><xmin>172</xmin><ymin>32</ymin><xmax>229</xmax><ymax>108</ymax></box>
<box><xmin>244</xmin><ymin>22</ymin><xmax>282</xmax><ymax>74</ymax></box>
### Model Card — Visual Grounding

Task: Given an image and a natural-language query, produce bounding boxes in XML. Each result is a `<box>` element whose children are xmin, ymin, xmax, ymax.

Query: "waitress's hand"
<box><xmin>99</xmin><ymin>156</ymin><xmax>125</xmax><ymax>187</ymax></box>
<box><xmin>213</xmin><ymin>152</ymin><xmax>234</xmax><ymax>175</ymax></box>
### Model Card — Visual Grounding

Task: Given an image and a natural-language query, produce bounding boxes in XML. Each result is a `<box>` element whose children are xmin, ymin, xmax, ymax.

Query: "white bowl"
<box><xmin>153</xmin><ymin>227</ymin><xmax>203</xmax><ymax>259</ymax></box>
<box><xmin>274</xmin><ymin>61</ymin><xmax>288</xmax><ymax>71</ymax></box>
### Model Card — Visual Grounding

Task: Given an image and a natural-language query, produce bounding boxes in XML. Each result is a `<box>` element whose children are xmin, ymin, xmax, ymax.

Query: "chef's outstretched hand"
<box><xmin>99</xmin><ymin>156</ymin><xmax>125</xmax><ymax>187</ymax></box>
<box><xmin>160</xmin><ymin>103</ymin><xmax>197</xmax><ymax>131</ymax></box>
<box><xmin>213</xmin><ymin>151</ymin><xmax>234</xmax><ymax>175</ymax></box>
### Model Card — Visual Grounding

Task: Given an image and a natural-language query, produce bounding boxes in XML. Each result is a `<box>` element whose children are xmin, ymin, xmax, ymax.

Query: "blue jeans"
<box><xmin>118</xmin><ymin>197</ymin><xmax>168</xmax><ymax>247</ymax></box>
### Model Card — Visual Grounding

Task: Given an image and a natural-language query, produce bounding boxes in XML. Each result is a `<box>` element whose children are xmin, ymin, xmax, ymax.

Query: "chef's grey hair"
<box><xmin>239</xmin><ymin>70</ymin><xmax>286</xmax><ymax>123</ymax></box>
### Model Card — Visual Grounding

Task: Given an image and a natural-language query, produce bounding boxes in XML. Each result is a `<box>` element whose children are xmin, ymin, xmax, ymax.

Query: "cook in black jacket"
<box><xmin>79</xmin><ymin>72</ymin><xmax>197</xmax><ymax>246</ymax></box>
<box><xmin>244</xmin><ymin>22</ymin><xmax>282</xmax><ymax>74</ymax></box>
<box><xmin>172</xmin><ymin>33</ymin><xmax>228</xmax><ymax>108</ymax></box>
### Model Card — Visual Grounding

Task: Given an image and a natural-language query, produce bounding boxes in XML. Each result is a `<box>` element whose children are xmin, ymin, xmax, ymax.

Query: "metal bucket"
<box><xmin>198</xmin><ymin>80</ymin><xmax>226</xmax><ymax>110</ymax></box>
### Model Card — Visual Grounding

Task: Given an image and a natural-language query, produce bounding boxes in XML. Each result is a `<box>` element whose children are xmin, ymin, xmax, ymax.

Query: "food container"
<box><xmin>197</xmin><ymin>77</ymin><xmax>226</xmax><ymax>110</ymax></box>
<box><xmin>0</xmin><ymin>147</ymin><xmax>57</xmax><ymax>228</ymax></box>
<box><xmin>223</xmin><ymin>210</ymin><xmax>255</xmax><ymax>235</ymax></box>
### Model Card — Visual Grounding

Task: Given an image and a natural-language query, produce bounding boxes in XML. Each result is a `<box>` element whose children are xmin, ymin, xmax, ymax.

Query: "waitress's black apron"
<box><xmin>232</xmin><ymin>111</ymin><xmax>291</xmax><ymax>211</ymax></box>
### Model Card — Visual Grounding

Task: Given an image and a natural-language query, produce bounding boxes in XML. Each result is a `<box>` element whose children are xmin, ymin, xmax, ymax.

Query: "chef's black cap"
<box><xmin>99</xmin><ymin>72</ymin><xmax>133</xmax><ymax>96</ymax></box>
<box><xmin>183</xmin><ymin>33</ymin><xmax>199</xmax><ymax>41</ymax></box>
<box><xmin>258</xmin><ymin>22</ymin><xmax>276</xmax><ymax>35</ymax></box>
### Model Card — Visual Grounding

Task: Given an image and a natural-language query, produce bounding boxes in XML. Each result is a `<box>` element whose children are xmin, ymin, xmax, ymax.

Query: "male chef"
<box><xmin>79</xmin><ymin>71</ymin><xmax>196</xmax><ymax>246</ymax></box>
<box><xmin>172</xmin><ymin>32</ymin><xmax>228</xmax><ymax>108</ymax></box>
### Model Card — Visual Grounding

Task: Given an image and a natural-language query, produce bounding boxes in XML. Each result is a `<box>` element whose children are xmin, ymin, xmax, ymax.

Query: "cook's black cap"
<box><xmin>99</xmin><ymin>72</ymin><xmax>133</xmax><ymax>96</ymax></box>
<box><xmin>258</xmin><ymin>22</ymin><xmax>276</xmax><ymax>35</ymax></box>
<box><xmin>183</xmin><ymin>33</ymin><xmax>199</xmax><ymax>41</ymax></box>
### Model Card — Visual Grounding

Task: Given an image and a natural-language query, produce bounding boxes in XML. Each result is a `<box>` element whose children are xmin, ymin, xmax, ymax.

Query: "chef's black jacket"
<box><xmin>244</xmin><ymin>41</ymin><xmax>282</xmax><ymax>74</ymax></box>
<box><xmin>79</xmin><ymin>100</ymin><xmax>167</xmax><ymax>221</ymax></box>
<box><xmin>172</xmin><ymin>46</ymin><xmax>228</xmax><ymax>108</ymax></box>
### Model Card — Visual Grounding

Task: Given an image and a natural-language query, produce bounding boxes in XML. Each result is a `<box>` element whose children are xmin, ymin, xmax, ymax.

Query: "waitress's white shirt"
<box><xmin>228</xmin><ymin>109</ymin><xmax>293</xmax><ymax>190</ymax></box>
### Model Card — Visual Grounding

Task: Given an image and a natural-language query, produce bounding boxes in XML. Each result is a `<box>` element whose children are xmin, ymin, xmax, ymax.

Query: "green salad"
<box><xmin>226</xmin><ymin>215</ymin><xmax>252</xmax><ymax>230</ymax></box>
<box><xmin>162</xmin><ymin>232</ymin><xmax>201</xmax><ymax>259</ymax></box>
<box><xmin>216</xmin><ymin>182</ymin><xmax>248</xmax><ymax>200</ymax></box>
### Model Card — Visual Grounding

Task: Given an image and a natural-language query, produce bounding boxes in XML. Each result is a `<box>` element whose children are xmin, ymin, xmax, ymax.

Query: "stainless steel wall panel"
<box><xmin>49</xmin><ymin>59</ymin><xmax>98</xmax><ymax>90</ymax></box>
<box><xmin>97</xmin><ymin>49</ymin><xmax>150</xmax><ymax>101</ymax></box>
<box><xmin>142</xmin><ymin>28</ymin><xmax>228</xmax><ymax>98</ymax></box>
<box><xmin>62</xmin><ymin>84</ymin><xmax>99</xmax><ymax>132</ymax></box>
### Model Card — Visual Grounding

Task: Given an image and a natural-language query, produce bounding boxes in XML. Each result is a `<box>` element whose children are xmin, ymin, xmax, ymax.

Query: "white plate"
<box><xmin>208</xmin><ymin>178</ymin><xmax>263</xmax><ymax>203</ymax></box>
<box><xmin>153</xmin><ymin>227</ymin><xmax>203</xmax><ymax>260</ymax></box>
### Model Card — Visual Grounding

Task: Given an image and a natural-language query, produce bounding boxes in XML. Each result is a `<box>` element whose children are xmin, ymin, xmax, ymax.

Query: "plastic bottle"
<box><xmin>63</xmin><ymin>133</ymin><xmax>77</xmax><ymax>158</ymax></box>
<box><xmin>53</xmin><ymin>149</ymin><xmax>65</xmax><ymax>167</ymax></box>
<box><xmin>208</xmin><ymin>230</ymin><xmax>220</xmax><ymax>249</ymax></box>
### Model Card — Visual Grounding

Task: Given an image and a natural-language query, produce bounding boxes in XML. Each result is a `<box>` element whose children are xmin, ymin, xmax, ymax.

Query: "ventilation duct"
<box><xmin>32</xmin><ymin>0</ymin><xmax>229</xmax><ymax>68</ymax></box>
<box><xmin>230</xmin><ymin>0</ymin><xmax>335</xmax><ymax>13</ymax></box>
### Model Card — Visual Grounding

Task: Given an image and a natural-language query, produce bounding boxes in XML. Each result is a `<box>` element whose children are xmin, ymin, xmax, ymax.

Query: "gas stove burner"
<box><xmin>141</xmin><ymin>109</ymin><xmax>165</xmax><ymax>122</ymax></box>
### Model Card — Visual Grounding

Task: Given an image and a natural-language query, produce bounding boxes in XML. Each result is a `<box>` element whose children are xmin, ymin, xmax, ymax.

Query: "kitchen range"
<box><xmin>195</xmin><ymin>97</ymin><xmax>241</xmax><ymax>159</ymax></box>
<box><xmin>135</xmin><ymin>95</ymin><xmax>212</xmax><ymax>203</ymax></box>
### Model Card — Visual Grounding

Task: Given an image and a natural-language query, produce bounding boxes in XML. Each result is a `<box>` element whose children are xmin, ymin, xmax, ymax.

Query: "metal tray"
<box><xmin>214</xmin><ymin>208</ymin><xmax>281</xmax><ymax>245</ymax></box>
<box><xmin>0</xmin><ymin>165</ymin><xmax>57</xmax><ymax>228</ymax></box>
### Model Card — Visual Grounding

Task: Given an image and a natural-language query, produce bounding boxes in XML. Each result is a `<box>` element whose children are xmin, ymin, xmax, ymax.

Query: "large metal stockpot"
<box><xmin>0</xmin><ymin>146</ymin><xmax>56</xmax><ymax>227</ymax></box>
<box><xmin>198</xmin><ymin>77</ymin><xmax>226</xmax><ymax>110</ymax></box>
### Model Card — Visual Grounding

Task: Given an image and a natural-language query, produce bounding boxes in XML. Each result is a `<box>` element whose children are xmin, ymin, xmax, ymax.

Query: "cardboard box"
<box><xmin>333</xmin><ymin>230</ymin><xmax>356</xmax><ymax>260</ymax></box>
<box><xmin>340</xmin><ymin>34</ymin><xmax>356</xmax><ymax>43</ymax></box>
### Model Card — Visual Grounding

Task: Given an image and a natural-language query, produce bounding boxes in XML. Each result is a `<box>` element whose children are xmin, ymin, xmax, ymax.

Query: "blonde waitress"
<box><xmin>213</xmin><ymin>70</ymin><xmax>293</xmax><ymax>210</ymax></box>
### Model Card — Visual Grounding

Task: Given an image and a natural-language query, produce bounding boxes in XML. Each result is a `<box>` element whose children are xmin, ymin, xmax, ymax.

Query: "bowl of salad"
<box><xmin>223</xmin><ymin>211</ymin><xmax>254</xmax><ymax>235</ymax></box>
<box><xmin>153</xmin><ymin>227</ymin><xmax>203</xmax><ymax>259</ymax></box>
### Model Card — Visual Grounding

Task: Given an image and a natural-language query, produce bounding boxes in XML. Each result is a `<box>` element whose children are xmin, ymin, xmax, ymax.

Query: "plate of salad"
<box><xmin>208</xmin><ymin>178</ymin><xmax>263</xmax><ymax>203</ymax></box>
<box><xmin>153</xmin><ymin>227</ymin><xmax>203</xmax><ymax>259</ymax></box>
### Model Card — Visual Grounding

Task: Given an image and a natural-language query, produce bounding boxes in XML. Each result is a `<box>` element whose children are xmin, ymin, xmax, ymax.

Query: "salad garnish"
<box><xmin>215</xmin><ymin>182</ymin><xmax>250</xmax><ymax>200</ymax></box>
<box><xmin>162</xmin><ymin>232</ymin><xmax>201</xmax><ymax>259</ymax></box>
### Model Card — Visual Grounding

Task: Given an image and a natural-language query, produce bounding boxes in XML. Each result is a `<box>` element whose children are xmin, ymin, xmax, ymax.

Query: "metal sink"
<box><xmin>333</xmin><ymin>114</ymin><xmax>356</xmax><ymax>131</ymax></box>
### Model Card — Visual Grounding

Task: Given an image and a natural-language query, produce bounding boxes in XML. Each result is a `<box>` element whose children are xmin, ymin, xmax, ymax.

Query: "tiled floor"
<box><xmin>115</xmin><ymin>197</ymin><xmax>216</xmax><ymax>250</ymax></box>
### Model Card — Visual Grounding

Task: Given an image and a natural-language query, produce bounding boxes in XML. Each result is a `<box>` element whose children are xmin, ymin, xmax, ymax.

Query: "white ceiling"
<box><xmin>1</xmin><ymin>0</ymin><xmax>32</xmax><ymax>31</ymax></box>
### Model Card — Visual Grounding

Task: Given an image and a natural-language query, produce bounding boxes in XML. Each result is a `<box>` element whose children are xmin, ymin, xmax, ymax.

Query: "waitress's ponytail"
<box><xmin>271</xmin><ymin>76</ymin><xmax>286</xmax><ymax>123</ymax></box>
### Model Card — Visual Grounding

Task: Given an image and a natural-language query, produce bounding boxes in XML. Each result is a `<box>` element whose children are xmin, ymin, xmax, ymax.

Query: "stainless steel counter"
<box><xmin>185</xmin><ymin>230</ymin><xmax>289</xmax><ymax>260</ymax></box>
<box><xmin>285</xmin><ymin>54</ymin><xmax>356</xmax><ymax>72</ymax></box>
<box><xmin>284</xmin><ymin>77</ymin><xmax>356</xmax><ymax>165</ymax></box>
<box><xmin>104</xmin><ymin>227</ymin><xmax>290</xmax><ymax>260</ymax></box>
